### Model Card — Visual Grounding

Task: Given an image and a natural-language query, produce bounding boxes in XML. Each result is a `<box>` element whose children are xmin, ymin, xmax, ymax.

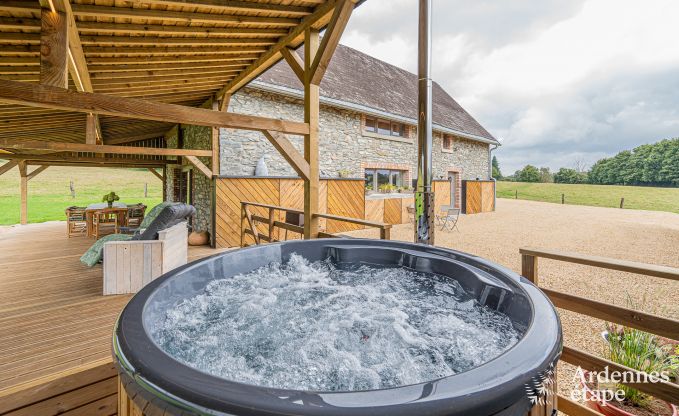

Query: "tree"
<box><xmin>538</xmin><ymin>167</ymin><xmax>553</xmax><ymax>183</ymax></box>
<box><xmin>587</xmin><ymin>138</ymin><xmax>679</xmax><ymax>186</ymax></box>
<box><xmin>554</xmin><ymin>168</ymin><xmax>587</xmax><ymax>184</ymax></box>
<box><xmin>516</xmin><ymin>165</ymin><xmax>541</xmax><ymax>182</ymax></box>
<box><xmin>491</xmin><ymin>155</ymin><xmax>503</xmax><ymax>179</ymax></box>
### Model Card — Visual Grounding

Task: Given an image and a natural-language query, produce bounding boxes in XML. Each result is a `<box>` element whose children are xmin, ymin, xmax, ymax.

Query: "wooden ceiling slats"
<box><xmin>82</xmin><ymin>45</ymin><xmax>269</xmax><ymax>56</ymax></box>
<box><xmin>0</xmin><ymin>0</ymin><xmax>343</xmax><ymax>162</ymax></box>
<box><xmin>69</xmin><ymin>5</ymin><xmax>301</xmax><ymax>27</ymax></box>
<box><xmin>88</xmin><ymin>61</ymin><xmax>250</xmax><ymax>73</ymax></box>
<box><xmin>86</xmin><ymin>54</ymin><xmax>260</xmax><ymax>65</ymax></box>
<box><xmin>78</xmin><ymin>36</ymin><xmax>277</xmax><ymax>46</ymax></box>
<box><xmin>76</xmin><ymin>22</ymin><xmax>288</xmax><ymax>37</ymax></box>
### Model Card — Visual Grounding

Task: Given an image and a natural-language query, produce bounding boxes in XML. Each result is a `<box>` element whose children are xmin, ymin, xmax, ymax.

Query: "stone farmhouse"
<box><xmin>165</xmin><ymin>44</ymin><xmax>499</xmax><ymax>234</ymax></box>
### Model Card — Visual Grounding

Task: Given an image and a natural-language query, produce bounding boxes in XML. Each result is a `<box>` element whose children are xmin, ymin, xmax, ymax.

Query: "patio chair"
<box><xmin>65</xmin><ymin>206</ymin><xmax>87</xmax><ymax>238</ymax></box>
<box><xmin>91</xmin><ymin>209</ymin><xmax>120</xmax><ymax>239</ymax></box>
<box><xmin>440</xmin><ymin>207</ymin><xmax>460</xmax><ymax>232</ymax></box>
<box><xmin>435</xmin><ymin>205</ymin><xmax>451</xmax><ymax>225</ymax></box>
<box><xmin>125</xmin><ymin>203</ymin><xmax>147</xmax><ymax>228</ymax></box>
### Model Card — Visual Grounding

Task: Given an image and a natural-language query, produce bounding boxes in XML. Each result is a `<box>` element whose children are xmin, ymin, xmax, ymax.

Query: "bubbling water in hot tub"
<box><xmin>151</xmin><ymin>254</ymin><xmax>523</xmax><ymax>392</ymax></box>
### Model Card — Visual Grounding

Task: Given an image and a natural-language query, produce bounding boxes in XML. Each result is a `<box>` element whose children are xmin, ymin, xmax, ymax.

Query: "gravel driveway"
<box><xmin>347</xmin><ymin>198</ymin><xmax>679</xmax><ymax>399</ymax></box>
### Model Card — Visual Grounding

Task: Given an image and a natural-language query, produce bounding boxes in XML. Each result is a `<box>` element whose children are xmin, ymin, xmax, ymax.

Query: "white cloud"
<box><xmin>342</xmin><ymin>0</ymin><xmax>679</xmax><ymax>172</ymax></box>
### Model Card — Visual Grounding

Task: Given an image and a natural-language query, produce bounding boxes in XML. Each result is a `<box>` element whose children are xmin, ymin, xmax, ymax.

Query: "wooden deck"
<box><xmin>0</xmin><ymin>222</ymin><xmax>225</xmax><ymax>397</ymax></box>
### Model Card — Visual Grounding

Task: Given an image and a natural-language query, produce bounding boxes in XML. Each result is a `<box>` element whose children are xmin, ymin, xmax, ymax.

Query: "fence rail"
<box><xmin>240</xmin><ymin>201</ymin><xmax>391</xmax><ymax>246</ymax></box>
<box><xmin>520</xmin><ymin>248</ymin><xmax>679</xmax><ymax>415</ymax></box>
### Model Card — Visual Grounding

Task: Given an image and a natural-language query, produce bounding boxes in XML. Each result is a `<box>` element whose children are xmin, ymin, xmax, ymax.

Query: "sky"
<box><xmin>341</xmin><ymin>0</ymin><xmax>679</xmax><ymax>174</ymax></box>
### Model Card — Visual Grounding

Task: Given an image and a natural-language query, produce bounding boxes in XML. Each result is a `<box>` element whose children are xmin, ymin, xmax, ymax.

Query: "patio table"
<box><xmin>85</xmin><ymin>203</ymin><xmax>128</xmax><ymax>237</ymax></box>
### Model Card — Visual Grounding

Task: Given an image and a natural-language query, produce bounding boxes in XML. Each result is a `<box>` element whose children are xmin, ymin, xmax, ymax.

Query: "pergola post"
<box><xmin>303</xmin><ymin>28</ymin><xmax>320</xmax><ymax>239</ymax></box>
<box><xmin>18</xmin><ymin>161</ymin><xmax>28</xmax><ymax>225</ymax></box>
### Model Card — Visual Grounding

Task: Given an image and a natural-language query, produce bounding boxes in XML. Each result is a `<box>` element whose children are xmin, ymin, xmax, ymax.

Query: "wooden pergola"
<box><xmin>0</xmin><ymin>0</ymin><xmax>359</xmax><ymax>237</ymax></box>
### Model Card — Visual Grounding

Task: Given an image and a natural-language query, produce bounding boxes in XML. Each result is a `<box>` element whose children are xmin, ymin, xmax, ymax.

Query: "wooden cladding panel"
<box><xmin>383</xmin><ymin>198</ymin><xmax>402</xmax><ymax>225</ymax></box>
<box><xmin>464</xmin><ymin>180</ymin><xmax>495</xmax><ymax>214</ymax></box>
<box><xmin>364</xmin><ymin>199</ymin><xmax>383</xmax><ymax>223</ymax></box>
<box><xmin>215</xmin><ymin>178</ymin><xmax>279</xmax><ymax>248</ymax></box>
<box><xmin>481</xmin><ymin>181</ymin><xmax>495</xmax><ymax>211</ymax></box>
<box><xmin>433</xmin><ymin>180</ymin><xmax>451</xmax><ymax>212</ymax></box>
<box><xmin>326</xmin><ymin>180</ymin><xmax>364</xmax><ymax>233</ymax></box>
<box><xmin>0</xmin><ymin>359</ymin><xmax>118</xmax><ymax>416</ymax></box>
<box><xmin>215</xmin><ymin>178</ymin><xmax>364</xmax><ymax>247</ymax></box>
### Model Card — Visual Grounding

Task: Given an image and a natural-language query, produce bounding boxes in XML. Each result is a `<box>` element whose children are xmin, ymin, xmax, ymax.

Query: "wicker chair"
<box><xmin>65</xmin><ymin>207</ymin><xmax>87</xmax><ymax>238</ymax></box>
<box><xmin>126</xmin><ymin>204</ymin><xmax>147</xmax><ymax>228</ymax></box>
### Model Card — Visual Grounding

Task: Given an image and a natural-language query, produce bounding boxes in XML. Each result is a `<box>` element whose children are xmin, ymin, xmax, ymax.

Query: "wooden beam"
<box><xmin>40</xmin><ymin>9</ymin><xmax>68</xmax><ymax>88</ymax></box>
<box><xmin>26</xmin><ymin>165</ymin><xmax>49</xmax><ymax>180</ymax></box>
<box><xmin>83</xmin><ymin>45</ymin><xmax>268</xmax><ymax>56</ymax></box>
<box><xmin>18</xmin><ymin>160</ymin><xmax>27</xmax><ymax>225</ymax></box>
<box><xmin>0</xmin><ymin>139</ymin><xmax>212</xmax><ymax>157</ymax></box>
<box><xmin>310</xmin><ymin>0</ymin><xmax>355</xmax><ymax>85</ymax></box>
<box><xmin>261</xmin><ymin>130</ymin><xmax>310</xmax><ymax>181</ymax></box>
<box><xmin>185</xmin><ymin>156</ymin><xmax>212</xmax><ymax>178</ymax></box>
<box><xmin>0</xmin><ymin>160</ymin><xmax>18</xmax><ymax>176</ymax></box>
<box><xmin>0</xmin><ymin>79</ymin><xmax>310</xmax><ymax>135</ymax></box>
<box><xmin>219</xmin><ymin>94</ymin><xmax>231</xmax><ymax>112</ymax></box>
<box><xmin>280</xmin><ymin>47</ymin><xmax>304</xmax><ymax>83</ymax></box>
<box><xmin>88</xmin><ymin>60</ymin><xmax>251</xmax><ymax>73</ymax></box>
<box><xmin>85</xmin><ymin>113</ymin><xmax>97</xmax><ymax>144</ymax></box>
<box><xmin>3</xmin><ymin>153</ymin><xmax>169</xmax><ymax>165</ymax></box>
<box><xmin>148</xmin><ymin>168</ymin><xmax>163</xmax><ymax>181</ymax></box>
<box><xmin>26</xmin><ymin>161</ymin><xmax>165</xmax><ymax>169</ymax></box>
<box><xmin>70</xmin><ymin>4</ymin><xmax>300</xmax><ymax>26</ymax></box>
<box><xmin>216</xmin><ymin>0</ymin><xmax>338</xmax><ymax>98</ymax></box>
<box><xmin>304</xmin><ymin>28</ymin><xmax>320</xmax><ymax>239</ymax></box>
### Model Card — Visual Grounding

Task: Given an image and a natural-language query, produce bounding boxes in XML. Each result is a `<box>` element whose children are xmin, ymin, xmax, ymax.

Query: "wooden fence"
<box><xmin>521</xmin><ymin>248</ymin><xmax>679</xmax><ymax>416</ymax></box>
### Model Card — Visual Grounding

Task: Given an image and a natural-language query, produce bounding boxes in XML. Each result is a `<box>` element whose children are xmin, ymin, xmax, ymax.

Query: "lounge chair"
<box><xmin>79</xmin><ymin>203</ymin><xmax>195</xmax><ymax>294</ymax></box>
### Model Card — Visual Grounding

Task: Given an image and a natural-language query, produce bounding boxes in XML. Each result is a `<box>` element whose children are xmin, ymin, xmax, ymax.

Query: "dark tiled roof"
<box><xmin>255</xmin><ymin>44</ymin><xmax>497</xmax><ymax>142</ymax></box>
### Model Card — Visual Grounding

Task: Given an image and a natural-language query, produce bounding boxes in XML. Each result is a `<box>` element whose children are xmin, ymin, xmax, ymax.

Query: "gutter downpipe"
<box><xmin>489</xmin><ymin>143</ymin><xmax>498</xmax><ymax>211</ymax></box>
<box><xmin>415</xmin><ymin>0</ymin><xmax>435</xmax><ymax>245</ymax></box>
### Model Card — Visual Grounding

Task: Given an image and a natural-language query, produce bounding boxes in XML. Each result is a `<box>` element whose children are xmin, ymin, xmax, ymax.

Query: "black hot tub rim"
<box><xmin>113</xmin><ymin>239</ymin><xmax>562</xmax><ymax>416</ymax></box>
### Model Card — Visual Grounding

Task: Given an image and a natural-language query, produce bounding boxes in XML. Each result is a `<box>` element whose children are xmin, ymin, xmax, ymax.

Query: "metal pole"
<box><xmin>415</xmin><ymin>0</ymin><xmax>435</xmax><ymax>245</ymax></box>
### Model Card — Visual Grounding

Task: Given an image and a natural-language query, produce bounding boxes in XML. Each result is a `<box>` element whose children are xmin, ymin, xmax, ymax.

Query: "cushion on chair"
<box><xmin>79</xmin><ymin>233</ymin><xmax>133</xmax><ymax>267</ymax></box>
<box><xmin>131</xmin><ymin>203</ymin><xmax>195</xmax><ymax>241</ymax></box>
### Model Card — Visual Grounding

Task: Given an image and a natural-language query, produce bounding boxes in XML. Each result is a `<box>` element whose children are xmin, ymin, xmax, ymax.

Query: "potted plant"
<box><xmin>102</xmin><ymin>191</ymin><xmax>120</xmax><ymax>208</ymax></box>
<box><xmin>338</xmin><ymin>169</ymin><xmax>351</xmax><ymax>178</ymax></box>
<box><xmin>580</xmin><ymin>323</ymin><xmax>678</xmax><ymax>416</ymax></box>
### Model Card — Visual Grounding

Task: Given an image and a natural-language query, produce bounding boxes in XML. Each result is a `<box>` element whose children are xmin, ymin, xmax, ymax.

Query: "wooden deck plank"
<box><xmin>0</xmin><ymin>221</ymin><xmax>226</xmax><ymax>394</ymax></box>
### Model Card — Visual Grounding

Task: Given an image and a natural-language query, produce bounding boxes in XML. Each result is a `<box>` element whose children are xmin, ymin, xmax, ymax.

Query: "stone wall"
<box><xmin>219</xmin><ymin>87</ymin><xmax>490</xmax><ymax>182</ymax></box>
<box><xmin>164</xmin><ymin>125</ymin><xmax>213</xmax><ymax>236</ymax></box>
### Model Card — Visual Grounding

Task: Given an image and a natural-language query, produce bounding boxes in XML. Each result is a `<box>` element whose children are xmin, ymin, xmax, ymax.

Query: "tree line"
<box><xmin>494</xmin><ymin>138</ymin><xmax>679</xmax><ymax>186</ymax></box>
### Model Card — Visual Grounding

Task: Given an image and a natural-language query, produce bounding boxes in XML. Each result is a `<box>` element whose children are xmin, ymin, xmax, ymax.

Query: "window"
<box><xmin>365</xmin><ymin>168</ymin><xmax>406</xmax><ymax>191</ymax></box>
<box><xmin>442</xmin><ymin>135</ymin><xmax>453</xmax><ymax>150</ymax></box>
<box><xmin>364</xmin><ymin>116</ymin><xmax>408</xmax><ymax>138</ymax></box>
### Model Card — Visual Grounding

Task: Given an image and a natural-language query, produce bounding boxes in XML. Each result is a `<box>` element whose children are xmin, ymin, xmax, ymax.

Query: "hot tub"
<box><xmin>113</xmin><ymin>239</ymin><xmax>561</xmax><ymax>416</ymax></box>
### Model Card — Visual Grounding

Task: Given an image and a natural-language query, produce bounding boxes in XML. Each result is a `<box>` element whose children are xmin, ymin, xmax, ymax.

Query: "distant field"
<box><xmin>496</xmin><ymin>181</ymin><xmax>679</xmax><ymax>214</ymax></box>
<box><xmin>0</xmin><ymin>164</ymin><xmax>163</xmax><ymax>225</ymax></box>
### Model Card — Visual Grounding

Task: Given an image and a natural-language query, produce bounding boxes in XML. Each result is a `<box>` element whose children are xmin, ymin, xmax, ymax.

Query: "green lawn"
<box><xmin>496</xmin><ymin>181</ymin><xmax>679</xmax><ymax>214</ymax></box>
<box><xmin>0</xmin><ymin>164</ymin><xmax>163</xmax><ymax>225</ymax></box>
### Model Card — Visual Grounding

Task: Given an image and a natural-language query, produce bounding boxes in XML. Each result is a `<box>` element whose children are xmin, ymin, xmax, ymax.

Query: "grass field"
<box><xmin>0</xmin><ymin>164</ymin><xmax>163</xmax><ymax>225</ymax></box>
<box><xmin>497</xmin><ymin>181</ymin><xmax>679</xmax><ymax>214</ymax></box>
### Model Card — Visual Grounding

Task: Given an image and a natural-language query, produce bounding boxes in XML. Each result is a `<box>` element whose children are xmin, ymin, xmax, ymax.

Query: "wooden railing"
<box><xmin>521</xmin><ymin>248</ymin><xmax>679</xmax><ymax>416</ymax></box>
<box><xmin>240</xmin><ymin>201</ymin><xmax>391</xmax><ymax>246</ymax></box>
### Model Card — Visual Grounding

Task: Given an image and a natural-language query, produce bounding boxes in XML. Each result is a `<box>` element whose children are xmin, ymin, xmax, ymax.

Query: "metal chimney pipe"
<box><xmin>415</xmin><ymin>0</ymin><xmax>435</xmax><ymax>245</ymax></box>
